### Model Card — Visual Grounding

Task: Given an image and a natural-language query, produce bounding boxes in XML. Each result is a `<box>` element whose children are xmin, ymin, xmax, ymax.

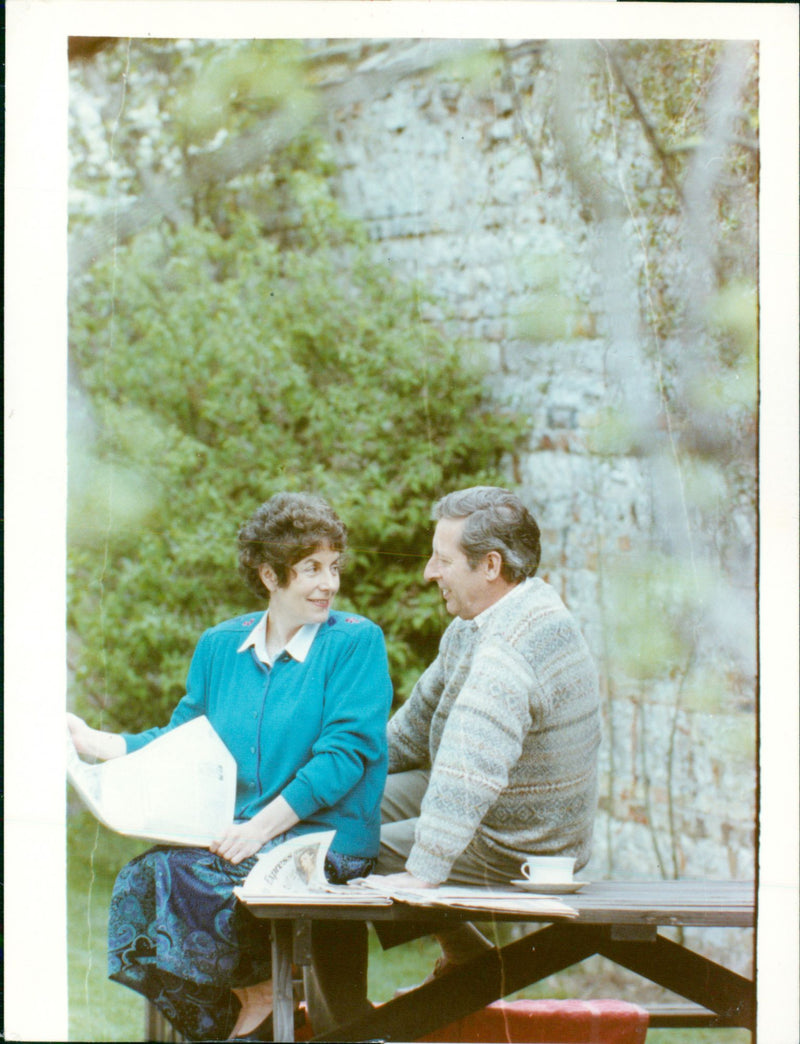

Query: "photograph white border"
<box><xmin>5</xmin><ymin>4</ymin><xmax>798</xmax><ymax>1040</ymax></box>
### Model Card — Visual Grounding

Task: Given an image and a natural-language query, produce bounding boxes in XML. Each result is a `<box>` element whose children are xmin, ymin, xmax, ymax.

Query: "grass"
<box><xmin>68</xmin><ymin>811</ymin><xmax>153</xmax><ymax>1041</ymax></box>
<box><xmin>645</xmin><ymin>1035</ymin><xmax>749</xmax><ymax>1044</ymax></box>
<box><xmin>68</xmin><ymin>813</ymin><xmax>751</xmax><ymax>1043</ymax></box>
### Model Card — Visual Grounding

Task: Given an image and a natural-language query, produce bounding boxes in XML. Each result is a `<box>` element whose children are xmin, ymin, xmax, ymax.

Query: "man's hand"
<box><xmin>372</xmin><ymin>871</ymin><xmax>437</xmax><ymax>889</ymax></box>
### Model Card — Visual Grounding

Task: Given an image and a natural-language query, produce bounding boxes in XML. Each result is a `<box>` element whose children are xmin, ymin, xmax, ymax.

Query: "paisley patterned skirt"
<box><xmin>108</xmin><ymin>840</ymin><xmax>373</xmax><ymax>1041</ymax></box>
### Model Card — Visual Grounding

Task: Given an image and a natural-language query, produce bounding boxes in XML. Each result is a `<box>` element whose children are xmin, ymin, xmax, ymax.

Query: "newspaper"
<box><xmin>67</xmin><ymin>715</ymin><xmax>236</xmax><ymax>846</ymax></box>
<box><xmin>235</xmin><ymin>831</ymin><xmax>392</xmax><ymax>905</ymax></box>
<box><xmin>355</xmin><ymin>878</ymin><xmax>579</xmax><ymax>918</ymax></box>
<box><xmin>237</xmin><ymin>831</ymin><xmax>333</xmax><ymax>896</ymax></box>
<box><xmin>236</xmin><ymin>848</ymin><xmax>576</xmax><ymax>915</ymax></box>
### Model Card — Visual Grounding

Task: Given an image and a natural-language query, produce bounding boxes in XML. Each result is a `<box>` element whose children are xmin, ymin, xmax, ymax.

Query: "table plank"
<box><xmin>565</xmin><ymin>880</ymin><xmax>754</xmax><ymax>927</ymax></box>
<box><xmin>245</xmin><ymin>879</ymin><xmax>755</xmax><ymax>928</ymax></box>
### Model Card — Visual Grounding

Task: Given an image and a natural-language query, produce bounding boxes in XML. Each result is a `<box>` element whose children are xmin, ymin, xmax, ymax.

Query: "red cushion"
<box><xmin>418</xmin><ymin>999</ymin><xmax>649</xmax><ymax>1043</ymax></box>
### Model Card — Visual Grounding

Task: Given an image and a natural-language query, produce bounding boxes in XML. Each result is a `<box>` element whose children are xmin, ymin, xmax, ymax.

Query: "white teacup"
<box><xmin>520</xmin><ymin>855</ymin><xmax>575</xmax><ymax>884</ymax></box>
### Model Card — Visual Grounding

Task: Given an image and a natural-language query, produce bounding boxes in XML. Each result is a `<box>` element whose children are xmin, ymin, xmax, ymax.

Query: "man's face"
<box><xmin>423</xmin><ymin>517</ymin><xmax>493</xmax><ymax>620</ymax></box>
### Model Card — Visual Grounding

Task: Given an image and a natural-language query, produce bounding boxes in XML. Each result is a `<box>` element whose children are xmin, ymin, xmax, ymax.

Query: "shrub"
<box><xmin>69</xmin><ymin>187</ymin><xmax>524</xmax><ymax>729</ymax></box>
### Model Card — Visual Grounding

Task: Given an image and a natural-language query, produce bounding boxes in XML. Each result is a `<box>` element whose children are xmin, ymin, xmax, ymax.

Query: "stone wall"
<box><xmin>313</xmin><ymin>39</ymin><xmax>757</xmax><ymax>918</ymax></box>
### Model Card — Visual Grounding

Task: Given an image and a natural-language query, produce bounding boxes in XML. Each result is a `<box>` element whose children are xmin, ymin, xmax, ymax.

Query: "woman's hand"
<box><xmin>67</xmin><ymin>712</ymin><xmax>91</xmax><ymax>752</ymax></box>
<box><xmin>209</xmin><ymin>822</ymin><xmax>271</xmax><ymax>865</ymax></box>
<box><xmin>67</xmin><ymin>712</ymin><xmax>126</xmax><ymax>761</ymax></box>
<box><xmin>210</xmin><ymin>795</ymin><xmax>300</xmax><ymax>865</ymax></box>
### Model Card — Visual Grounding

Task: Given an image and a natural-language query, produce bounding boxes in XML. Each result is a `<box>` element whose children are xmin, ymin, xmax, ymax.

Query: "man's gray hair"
<box><xmin>432</xmin><ymin>486</ymin><xmax>541</xmax><ymax>582</ymax></box>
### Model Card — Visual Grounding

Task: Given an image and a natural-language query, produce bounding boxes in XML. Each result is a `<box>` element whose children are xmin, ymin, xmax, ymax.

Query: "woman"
<box><xmin>68</xmin><ymin>493</ymin><xmax>393</xmax><ymax>1041</ymax></box>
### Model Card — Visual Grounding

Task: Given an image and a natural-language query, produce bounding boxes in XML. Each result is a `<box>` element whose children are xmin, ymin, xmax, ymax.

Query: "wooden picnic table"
<box><xmin>245</xmin><ymin>878</ymin><xmax>755</xmax><ymax>1042</ymax></box>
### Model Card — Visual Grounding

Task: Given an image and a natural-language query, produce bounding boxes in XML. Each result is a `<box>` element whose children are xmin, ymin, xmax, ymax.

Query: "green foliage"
<box><xmin>69</xmin><ymin>181</ymin><xmax>524</xmax><ymax>730</ymax></box>
<box><xmin>585</xmin><ymin>407</ymin><xmax>642</xmax><ymax>457</ymax></box>
<box><xmin>602</xmin><ymin>547</ymin><xmax>754</xmax><ymax>709</ymax></box>
<box><xmin>514</xmin><ymin>249</ymin><xmax>595</xmax><ymax>344</ymax></box>
<box><xmin>171</xmin><ymin>41</ymin><xmax>316</xmax><ymax>148</ymax></box>
<box><xmin>605</xmin><ymin>551</ymin><xmax>706</xmax><ymax>680</ymax></box>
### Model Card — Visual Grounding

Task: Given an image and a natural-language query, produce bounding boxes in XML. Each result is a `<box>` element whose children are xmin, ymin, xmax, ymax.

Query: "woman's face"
<box><xmin>260</xmin><ymin>546</ymin><xmax>341</xmax><ymax>631</ymax></box>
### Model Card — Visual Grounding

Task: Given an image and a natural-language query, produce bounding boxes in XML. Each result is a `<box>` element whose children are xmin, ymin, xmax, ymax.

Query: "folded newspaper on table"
<box><xmin>355</xmin><ymin>878</ymin><xmax>579</xmax><ymax>918</ymax></box>
<box><xmin>235</xmin><ymin>831</ymin><xmax>392</xmax><ymax>905</ymax></box>
<box><xmin>67</xmin><ymin>716</ymin><xmax>236</xmax><ymax>846</ymax></box>
<box><xmin>236</xmin><ymin>845</ymin><xmax>575</xmax><ymax>915</ymax></box>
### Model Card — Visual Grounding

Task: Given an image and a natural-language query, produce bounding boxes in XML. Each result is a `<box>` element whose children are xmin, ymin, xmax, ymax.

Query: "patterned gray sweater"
<box><xmin>388</xmin><ymin>578</ymin><xmax>601</xmax><ymax>884</ymax></box>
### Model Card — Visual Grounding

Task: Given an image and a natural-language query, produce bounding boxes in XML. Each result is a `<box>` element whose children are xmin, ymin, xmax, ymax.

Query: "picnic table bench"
<box><xmin>242</xmin><ymin>878</ymin><xmax>755</xmax><ymax>1042</ymax></box>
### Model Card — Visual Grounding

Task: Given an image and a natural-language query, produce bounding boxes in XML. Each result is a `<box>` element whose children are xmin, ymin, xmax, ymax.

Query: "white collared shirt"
<box><xmin>473</xmin><ymin>577</ymin><xmax>532</xmax><ymax>629</ymax></box>
<box><xmin>237</xmin><ymin>611</ymin><xmax>321</xmax><ymax>666</ymax></box>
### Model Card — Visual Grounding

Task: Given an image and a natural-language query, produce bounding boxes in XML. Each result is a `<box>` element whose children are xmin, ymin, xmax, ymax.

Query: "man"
<box><xmin>306</xmin><ymin>486</ymin><xmax>601</xmax><ymax>1031</ymax></box>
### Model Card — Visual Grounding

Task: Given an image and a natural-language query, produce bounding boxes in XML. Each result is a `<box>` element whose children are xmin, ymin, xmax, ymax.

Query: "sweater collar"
<box><xmin>237</xmin><ymin>611</ymin><xmax>321</xmax><ymax>665</ymax></box>
<box><xmin>473</xmin><ymin>578</ymin><xmax>532</xmax><ymax>629</ymax></box>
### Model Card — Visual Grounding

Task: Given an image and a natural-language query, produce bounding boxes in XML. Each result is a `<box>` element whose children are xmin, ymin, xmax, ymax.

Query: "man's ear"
<box><xmin>258</xmin><ymin>563</ymin><xmax>278</xmax><ymax>593</ymax></box>
<box><xmin>484</xmin><ymin>550</ymin><xmax>503</xmax><ymax>581</ymax></box>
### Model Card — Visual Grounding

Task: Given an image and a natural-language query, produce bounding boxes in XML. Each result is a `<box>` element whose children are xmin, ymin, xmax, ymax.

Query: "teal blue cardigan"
<box><xmin>123</xmin><ymin>610</ymin><xmax>393</xmax><ymax>857</ymax></box>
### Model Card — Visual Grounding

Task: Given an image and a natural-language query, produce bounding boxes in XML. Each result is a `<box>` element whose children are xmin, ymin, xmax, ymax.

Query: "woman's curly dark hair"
<box><xmin>237</xmin><ymin>492</ymin><xmax>347</xmax><ymax>600</ymax></box>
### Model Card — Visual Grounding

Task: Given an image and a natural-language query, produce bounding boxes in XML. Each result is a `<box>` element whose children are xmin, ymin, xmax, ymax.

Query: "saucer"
<box><xmin>510</xmin><ymin>879</ymin><xmax>587</xmax><ymax>894</ymax></box>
